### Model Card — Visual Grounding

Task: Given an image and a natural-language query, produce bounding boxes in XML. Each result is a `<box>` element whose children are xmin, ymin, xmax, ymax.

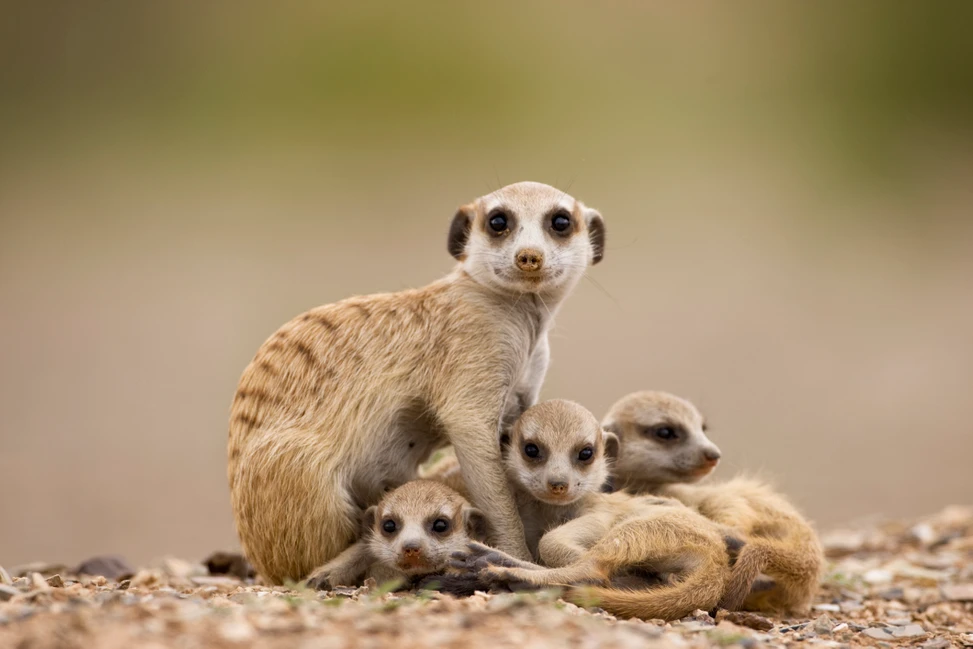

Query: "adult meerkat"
<box><xmin>305</xmin><ymin>480</ymin><xmax>488</xmax><ymax>589</ymax></box>
<box><xmin>604</xmin><ymin>391</ymin><xmax>824</xmax><ymax>615</ymax></box>
<box><xmin>443</xmin><ymin>400</ymin><xmax>739</xmax><ymax>621</ymax></box>
<box><xmin>228</xmin><ymin>182</ymin><xmax>605</xmax><ymax>584</ymax></box>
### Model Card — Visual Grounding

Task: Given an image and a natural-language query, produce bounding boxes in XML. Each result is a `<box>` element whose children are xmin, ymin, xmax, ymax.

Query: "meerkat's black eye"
<box><xmin>524</xmin><ymin>443</ymin><xmax>540</xmax><ymax>458</ymax></box>
<box><xmin>382</xmin><ymin>519</ymin><xmax>397</xmax><ymax>534</ymax></box>
<box><xmin>489</xmin><ymin>212</ymin><xmax>509</xmax><ymax>232</ymax></box>
<box><xmin>578</xmin><ymin>446</ymin><xmax>594</xmax><ymax>462</ymax></box>
<box><xmin>654</xmin><ymin>427</ymin><xmax>678</xmax><ymax>441</ymax></box>
<box><xmin>431</xmin><ymin>519</ymin><xmax>450</xmax><ymax>533</ymax></box>
<box><xmin>552</xmin><ymin>212</ymin><xmax>571</xmax><ymax>232</ymax></box>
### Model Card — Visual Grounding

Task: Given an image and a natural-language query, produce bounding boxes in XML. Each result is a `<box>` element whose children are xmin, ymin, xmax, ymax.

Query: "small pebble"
<box><xmin>877</xmin><ymin>587</ymin><xmax>905</xmax><ymax>600</ymax></box>
<box><xmin>863</xmin><ymin>569</ymin><xmax>893</xmax><ymax>585</ymax></box>
<box><xmin>943</xmin><ymin>584</ymin><xmax>973</xmax><ymax>602</ymax></box>
<box><xmin>813</xmin><ymin>614</ymin><xmax>835</xmax><ymax>634</ymax></box>
<box><xmin>891</xmin><ymin>624</ymin><xmax>927</xmax><ymax>639</ymax></box>
<box><xmin>920</xmin><ymin>638</ymin><xmax>951</xmax><ymax>649</ymax></box>
<box><xmin>863</xmin><ymin>627</ymin><xmax>895</xmax><ymax>641</ymax></box>
<box><xmin>812</xmin><ymin>603</ymin><xmax>841</xmax><ymax>612</ymax></box>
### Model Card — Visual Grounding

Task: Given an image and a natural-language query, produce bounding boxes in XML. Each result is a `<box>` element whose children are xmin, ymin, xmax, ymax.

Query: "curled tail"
<box><xmin>719</xmin><ymin>539</ymin><xmax>771</xmax><ymax>611</ymax></box>
<box><xmin>720</xmin><ymin>536</ymin><xmax>823</xmax><ymax>614</ymax></box>
<box><xmin>566</xmin><ymin>565</ymin><xmax>726</xmax><ymax>621</ymax></box>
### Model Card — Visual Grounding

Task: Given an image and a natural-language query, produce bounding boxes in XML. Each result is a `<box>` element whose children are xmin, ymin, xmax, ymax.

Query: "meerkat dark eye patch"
<box><xmin>431</xmin><ymin>518</ymin><xmax>450</xmax><ymax>534</ymax></box>
<box><xmin>649</xmin><ymin>425</ymin><xmax>681</xmax><ymax>441</ymax></box>
<box><xmin>488</xmin><ymin>210</ymin><xmax>509</xmax><ymax>233</ymax></box>
<box><xmin>577</xmin><ymin>446</ymin><xmax>594</xmax><ymax>462</ymax></box>
<box><xmin>550</xmin><ymin>210</ymin><xmax>573</xmax><ymax>235</ymax></box>
<box><xmin>382</xmin><ymin>519</ymin><xmax>397</xmax><ymax>534</ymax></box>
<box><xmin>524</xmin><ymin>443</ymin><xmax>540</xmax><ymax>458</ymax></box>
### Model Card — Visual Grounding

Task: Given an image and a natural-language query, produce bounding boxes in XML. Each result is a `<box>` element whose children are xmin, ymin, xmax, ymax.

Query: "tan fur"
<box><xmin>305</xmin><ymin>480</ymin><xmax>487</xmax><ymax>589</ymax></box>
<box><xmin>601</xmin><ymin>390</ymin><xmax>721</xmax><ymax>491</ymax></box>
<box><xmin>660</xmin><ymin>477</ymin><xmax>824</xmax><ymax>616</ymax></box>
<box><xmin>453</xmin><ymin>400</ymin><xmax>735</xmax><ymax>621</ymax></box>
<box><xmin>605</xmin><ymin>391</ymin><xmax>824</xmax><ymax>616</ymax></box>
<box><xmin>228</xmin><ymin>182</ymin><xmax>605</xmax><ymax>584</ymax></box>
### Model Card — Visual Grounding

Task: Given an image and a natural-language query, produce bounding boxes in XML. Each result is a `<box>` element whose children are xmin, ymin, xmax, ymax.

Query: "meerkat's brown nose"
<box><xmin>515</xmin><ymin>248</ymin><xmax>544</xmax><ymax>272</ymax></box>
<box><xmin>401</xmin><ymin>542</ymin><xmax>422</xmax><ymax>558</ymax></box>
<box><xmin>548</xmin><ymin>480</ymin><xmax>568</xmax><ymax>495</ymax></box>
<box><xmin>702</xmin><ymin>448</ymin><xmax>721</xmax><ymax>465</ymax></box>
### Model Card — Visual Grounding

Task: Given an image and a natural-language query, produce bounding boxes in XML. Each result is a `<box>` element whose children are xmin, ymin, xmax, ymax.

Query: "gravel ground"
<box><xmin>1</xmin><ymin>506</ymin><xmax>971</xmax><ymax>649</ymax></box>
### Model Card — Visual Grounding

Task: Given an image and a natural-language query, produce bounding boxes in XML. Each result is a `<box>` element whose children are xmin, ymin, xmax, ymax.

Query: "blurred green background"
<box><xmin>2</xmin><ymin>1</ymin><xmax>972</xmax><ymax>568</ymax></box>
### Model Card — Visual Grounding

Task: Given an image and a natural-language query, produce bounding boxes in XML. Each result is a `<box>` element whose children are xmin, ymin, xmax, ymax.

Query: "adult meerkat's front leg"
<box><xmin>305</xmin><ymin>540</ymin><xmax>373</xmax><ymax>589</ymax></box>
<box><xmin>502</xmin><ymin>335</ymin><xmax>550</xmax><ymax>432</ymax></box>
<box><xmin>452</xmin><ymin>434</ymin><xmax>530</xmax><ymax>560</ymax></box>
<box><xmin>443</xmin><ymin>395</ymin><xmax>531</xmax><ymax>561</ymax></box>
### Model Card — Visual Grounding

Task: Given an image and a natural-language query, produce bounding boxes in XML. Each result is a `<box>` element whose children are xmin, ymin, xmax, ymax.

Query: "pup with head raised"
<box><xmin>441</xmin><ymin>400</ymin><xmax>740</xmax><ymax>621</ymax></box>
<box><xmin>229</xmin><ymin>182</ymin><xmax>606</xmax><ymax>584</ymax></box>
<box><xmin>306</xmin><ymin>480</ymin><xmax>489</xmax><ymax>589</ymax></box>
<box><xmin>601</xmin><ymin>390</ymin><xmax>722</xmax><ymax>492</ymax></box>
<box><xmin>604</xmin><ymin>390</ymin><xmax>824</xmax><ymax>616</ymax></box>
<box><xmin>505</xmin><ymin>399</ymin><xmax>617</xmax><ymax>557</ymax></box>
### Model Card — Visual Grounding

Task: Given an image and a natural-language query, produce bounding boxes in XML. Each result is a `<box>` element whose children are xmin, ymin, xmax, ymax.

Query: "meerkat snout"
<box><xmin>548</xmin><ymin>480</ymin><xmax>568</xmax><ymax>495</ymax></box>
<box><xmin>515</xmin><ymin>248</ymin><xmax>544</xmax><ymax>273</ymax></box>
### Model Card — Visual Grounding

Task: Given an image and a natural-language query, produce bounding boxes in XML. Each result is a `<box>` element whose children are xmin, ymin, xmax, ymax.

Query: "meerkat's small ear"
<box><xmin>499</xmin><ymin>432</ymin><xmax>511</xmax><ymax>459</ymax></box>
<box><xmin>463</xmin><ymin>507</ymin><xmax>492</xmax><ymax>542</ymax></box>
<box><xmin>361</xmin><ymin>506</ymin><xmax>378</xmax><ymax>533</ymax></box>
<box><xmin>583</xmin><ymin>205</ymin><xmax>605</xmax><ymax>265</ymax></box>
<box><xmin>603</xmin><ymin>430</ymin><xmax>620</xmax><ymax>460</ymax></box>
<box><xmin>448</xmin><ymin>204</ymin><xmax>475</xmax><ymax>261</ymax></box>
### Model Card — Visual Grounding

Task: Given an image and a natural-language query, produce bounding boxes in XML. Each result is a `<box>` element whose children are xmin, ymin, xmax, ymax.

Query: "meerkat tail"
<box><xmin>718</xmin><ymin>539</ymin><xmax>770</xmax><ymax>611</ymax></box>
<box><xmin>566</xmin><ymin>566</ymin><xmax>726</xmax><ymax>621</ymax></box>
<box><xmin>720</xmin><ymin>537</ymin><xmax>822</xmax><ymax>613</ymax></box>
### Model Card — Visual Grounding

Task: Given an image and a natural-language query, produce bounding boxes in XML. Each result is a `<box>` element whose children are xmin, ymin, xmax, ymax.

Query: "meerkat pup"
<box><xmin>304</xmin><ymin>480</ymin><xmax>488</xmax><ymax>589</ymax></box>
<box><xmin>601</xmin><ymin>390</ymin><xmax>722</xmax><ymax>492</ymax></box>
<box><xmin>446</xmin><ymin>400</ymin><xmax>738</xmax><ymax>621</ymax></box>
<box><xmin>604</xmin><ymin>391</ymin><xmax>824</xmax><ymax>615</ymax></box>
<box><xmin>228</xmin><ymin>182</ymin><xmax>606</xmax><ymax>584</ymax></box>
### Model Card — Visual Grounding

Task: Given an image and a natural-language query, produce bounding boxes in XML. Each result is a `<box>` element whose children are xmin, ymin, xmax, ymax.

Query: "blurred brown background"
<box><xmin>1</xmin><ymin>2</ymin><xmax>972</xmax><ymax>569</ymax></box>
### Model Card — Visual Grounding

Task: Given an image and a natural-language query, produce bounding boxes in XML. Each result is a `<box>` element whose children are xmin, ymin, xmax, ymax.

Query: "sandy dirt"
<box><xmin>1</xmin><ymin>506</ymin><xmax>971</xmax><ymax>649</ymax></box>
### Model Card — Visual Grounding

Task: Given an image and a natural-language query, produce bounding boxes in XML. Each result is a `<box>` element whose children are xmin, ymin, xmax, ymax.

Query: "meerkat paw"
<box><xmin>450</xmin><ymin>541</ymin><xmax>541</xmax><ymax>573</ymax></box>
<box><xmin>477</xmin><ymin>565</ymin><xmax>546</xmax><ymax>592</ymax></box>
<box><xmin>305</xmin><ymin>567</ymin><xmax>360</xmax><ymax>591</ymax></box>
<box><xmin>304</xmin><ymin>570</ymin><xmax>336</xmax><ymax>591</ymax></box>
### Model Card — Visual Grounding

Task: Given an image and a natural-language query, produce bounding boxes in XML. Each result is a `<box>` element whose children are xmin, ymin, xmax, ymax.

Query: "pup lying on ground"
<box><xmin>603</xmin><ymin>390</ymin><xmax>824</xmax><ymax>615</ymax></box>
<box><xmin>305</xmin><ymin>480</ymin><xmax>488</xmax><ymax>590</ymax></box>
